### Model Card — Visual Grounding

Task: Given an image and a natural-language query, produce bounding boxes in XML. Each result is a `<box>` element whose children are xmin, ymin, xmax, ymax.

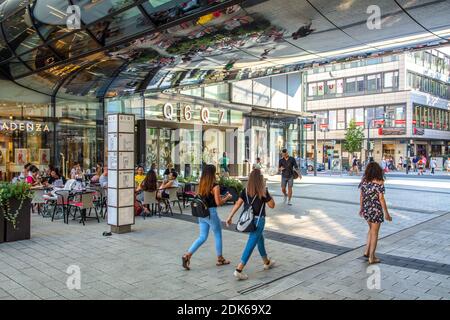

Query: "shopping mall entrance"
<box><xmin>138</xmin><ymin>119</ymin><xmax>242</xmax><ymax>178</ymax></box>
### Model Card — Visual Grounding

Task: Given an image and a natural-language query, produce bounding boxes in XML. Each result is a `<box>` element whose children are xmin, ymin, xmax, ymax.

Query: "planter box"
<box><xmin>0</xmin><ymin>209</ymin><xmax>4</xmax><ymax>244</ymax></box>
<box><xmin>4</xmin><ymin>199</ymin><xmax>31</xmax><ymax>242</ymax></box>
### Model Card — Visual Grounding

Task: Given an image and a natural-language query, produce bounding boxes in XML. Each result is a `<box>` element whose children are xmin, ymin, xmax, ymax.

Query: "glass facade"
<box><xmin>407</xmin><ymin>72</ymin><xmax>450</xmax><ymax>99</ymax></box>
<box><xmin>105</xmin><ymin>92</ymin><xmax>246</xmax><ymax>178</ymax></box>
<box><xmin>413</xmin><ymin>104</ymin><xmax>450</xmax><ymax>131</ymax></box>
<box><xmin>306</xmin><ymin>105</ymin><xmax>406</xmax><ymax>131</ymax></box>
<box><xmin>308</xmin><ymin>70</ymin><xmax>399</xmax><ymax>99</ymax></box>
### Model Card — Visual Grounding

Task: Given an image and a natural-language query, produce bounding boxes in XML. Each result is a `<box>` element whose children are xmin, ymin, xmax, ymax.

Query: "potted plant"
<box><xmin>218</xmin><ymin>176</ymin><xmax>244</xmax><ymax>203</ymax></box>
<box><xmin>0</xmin><ymin>182</ymin><xmax>33</xmax><ymax>242</ymax></box>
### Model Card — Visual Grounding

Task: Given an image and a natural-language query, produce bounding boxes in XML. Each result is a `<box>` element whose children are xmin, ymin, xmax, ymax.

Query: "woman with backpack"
<box><xmin>182</xmin><ymin>165</ymin><xmax>232</xmax><ymax>270</ymax></box>
<box><xmin>225</xmin><ymin>169</ymin><xmax>276</xmax><ymax>280</ymax></box>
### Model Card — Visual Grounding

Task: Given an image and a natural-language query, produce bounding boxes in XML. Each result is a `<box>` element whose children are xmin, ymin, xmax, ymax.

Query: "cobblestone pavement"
<box><xmin>0</xmin><ymin>176</ymin><xmax>449</xmax><ymax>300</ymax></box>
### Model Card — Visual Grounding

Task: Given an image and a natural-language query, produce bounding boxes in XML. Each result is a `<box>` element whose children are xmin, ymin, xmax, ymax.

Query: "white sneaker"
<box><xmin>233</xmin><ymin>270</ymin><xmax>248</xmax><ymax>280</ymax></box>
<box><xmin>264</xmin><ymin>259</ymin><xmax>276</xmax><ymax>270</ymax></box>
<box><xmin>288</xmin><ymin>199</ymin><xmax>292</xmax><ymax>206</ymax></box>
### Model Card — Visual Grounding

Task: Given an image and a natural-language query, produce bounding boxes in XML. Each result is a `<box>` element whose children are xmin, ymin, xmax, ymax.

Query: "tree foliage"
<box><xmin>344</xmin><ymin>119</ymin><xmax>365</xmax><ymax>154</ymax></box>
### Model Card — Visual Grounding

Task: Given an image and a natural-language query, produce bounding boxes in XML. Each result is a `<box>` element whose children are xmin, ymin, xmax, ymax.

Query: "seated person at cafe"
<box><xmin>14</xmin><ymin>162</ymin><xmax>32</xmax><ymax>183</ymax></box>
<box><xmin>163</xmin><ymin>163</ymin><xmax>175</xmax><ymax>180</ymax></box>
<box><xmin>26</xmin><ymin>165</ymin><xmax>42</xmax><ymax>188</ymax></box>
<box><xmin>158</xmin><ymin>171</ymin><xmax>179</xmax><ymax>199</ymax></box>
<box><xmin>135</xmin><ymin>166</ymin><xmax>146</xmax><ymax>188</ymax></box>
<box><xmin>46</xmin><ymin>168</ymin><xmax>67</xmax><ymax>187</ymax></box>
<box><xmin>99</xmin><ymin>167</ymin><xmax>108</xmax><ymax>188</ymax></box>
<box><xmin>136</xmin><ymin>169</ymin><xmax>158</xmax><ymax>214</ymax></box>
<box><xmin>70</xmin><ymin>162</ymin><xmax>83</xmax><ymax>180</ymax></box>
<box><xmin>90</xmin><ymin>165</ymin><xmax>102</xmax><ymax>183</ymax></box>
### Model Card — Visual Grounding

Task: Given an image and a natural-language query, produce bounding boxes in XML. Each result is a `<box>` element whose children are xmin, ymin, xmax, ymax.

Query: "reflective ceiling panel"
<box><xmin>0</xmin><ymin>0</ymin><xmax>448</xmax><ymax>98</ymax></box>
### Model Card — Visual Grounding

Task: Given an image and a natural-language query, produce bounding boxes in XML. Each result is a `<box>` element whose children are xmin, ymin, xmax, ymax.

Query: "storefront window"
<box><xmin>0</xmin><ymin>100</ymin><xmax>54</xmax><ymax>180</ymax></box>
<box><xmin>385</xmin><ymin>105</ymin><xmax>405</xmax><ymax>128</ymax></box>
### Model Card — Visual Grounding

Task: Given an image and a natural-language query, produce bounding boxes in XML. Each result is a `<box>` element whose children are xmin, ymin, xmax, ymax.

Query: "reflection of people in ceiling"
<box><xmin>291</xmin><ymin>23</ymin><xmax>315</xmax><ymax>40</ymax></box>
<box><xmin>260</xmin><ymin>48</ymin><xmax>275</xmax><ymax>60</ymax></box>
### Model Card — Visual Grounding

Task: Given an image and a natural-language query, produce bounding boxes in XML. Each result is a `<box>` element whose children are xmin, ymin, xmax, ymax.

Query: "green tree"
<box><xmin>343</xmin><ymin>119</ymin><xmax>365</xmax><ymax>155</ymax></box>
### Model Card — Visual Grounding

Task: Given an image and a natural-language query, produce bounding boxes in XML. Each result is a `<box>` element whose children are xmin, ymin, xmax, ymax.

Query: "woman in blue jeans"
<box><xmin>182</xmin><ymin>165</ymin><xmax>232</xmax><ymax>270</ymax></box>
<box><xmin>226</xmin><ymin>169</ymin><xmax>276</xmax><ymax>280</ymax></box>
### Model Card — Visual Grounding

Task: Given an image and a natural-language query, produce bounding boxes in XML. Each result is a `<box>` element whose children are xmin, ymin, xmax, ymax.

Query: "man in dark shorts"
<box><xmin>278</xmin><ymin>149</ymin><xmax>298</xmax><ymax>205</ymax></box>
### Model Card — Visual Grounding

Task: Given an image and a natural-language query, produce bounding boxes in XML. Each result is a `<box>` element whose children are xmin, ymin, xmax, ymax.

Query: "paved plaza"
<box><xmin>0</xmin><ymin>175</ymin><xmax>449</xmax><ymax>300</ymax></box>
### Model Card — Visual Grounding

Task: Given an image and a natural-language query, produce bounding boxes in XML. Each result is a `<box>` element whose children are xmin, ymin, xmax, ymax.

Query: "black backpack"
<box><xmin>191</xmin><ymin>195</ymin><xmax>210</xmax><ymax>218</ymax></box>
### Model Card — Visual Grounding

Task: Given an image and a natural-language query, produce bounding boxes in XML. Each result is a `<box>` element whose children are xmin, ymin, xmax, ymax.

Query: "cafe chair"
<box><xmin>164</xmin><ymin>187</ymin><xmax>183</xmax><ymax>215</ymax></box>
<box><xmin>67</xmin><ymin>192</ymin><xmax>100</xmax><ymax>226</ymax></box>
<box><xmin>31</xmin><ymin>189</ymin><xmax>47</xmax><ymax>215</ymax></box>
<box><xmin>142</xmin><ymin>191</ymin><xmax>161</xmax><ymax>218</ymax></box>
<box><xmin>52</xmin><ymin>190</ymin><xmax>72</xmax><ymax>223</ymax></box>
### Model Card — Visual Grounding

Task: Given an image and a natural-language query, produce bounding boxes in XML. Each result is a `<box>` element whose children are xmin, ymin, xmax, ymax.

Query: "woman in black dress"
<box><xmin>359</xmin><ymin>162</ymin><xmax>392</xmax><ymax>264</ymax></box>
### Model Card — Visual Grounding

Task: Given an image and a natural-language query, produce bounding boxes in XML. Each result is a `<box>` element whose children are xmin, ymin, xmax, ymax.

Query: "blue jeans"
<box><xmin>240</xmin><ymin>216</ymin><xmax>267</xmax><ymax>265</ymax></box>
<box><xmin>188</xmin><ymin>207</ymin><xmax>223</xmax><ymax>256</ymax></box>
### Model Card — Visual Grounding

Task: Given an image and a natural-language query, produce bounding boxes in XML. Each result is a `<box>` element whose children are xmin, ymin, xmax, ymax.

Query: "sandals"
<box><xmin>368</xmin><ymin>257</ymin><xmax>381</xmax><ymax>265</ymax></box>
<box><xmin>216</xmin><ymin>257</ymin><xmax>230</xmax><ymax>266</ymax></box>
<box><xmin>182</xmin><ymin>255</ymin><xmax>191</xmax><ymax>270</ymax></box>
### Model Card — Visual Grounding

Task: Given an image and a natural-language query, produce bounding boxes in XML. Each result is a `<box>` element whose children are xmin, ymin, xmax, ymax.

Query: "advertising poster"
<box><xmin>0</xmin><ymin>148</ymin><xmax>7</xmax><ymax>166</ymax></box>
<box><xmin>15</xmin><ymin>148</ymin><xmax>28</xmax><ymax>165</ymax></box>
<box><xmin>39</xmin><ymin>149</ymin><xmax>50</xmax><ymax>165</ymax></box>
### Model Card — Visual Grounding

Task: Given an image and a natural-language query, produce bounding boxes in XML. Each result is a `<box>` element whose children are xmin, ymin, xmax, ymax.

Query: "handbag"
<box><xmin>236</xmin><ymin>190</ymin><xmax>264</xmax><ymax>233</ymax></box>
<box><xmin>293</xmin><ymin>168</ymin><xmax>302</xmax><ymax>180</ymax></box>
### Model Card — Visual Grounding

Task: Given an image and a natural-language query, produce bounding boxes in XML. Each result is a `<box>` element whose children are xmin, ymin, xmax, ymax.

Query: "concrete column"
<box><xmin>107</xmin><ymin>114</ymin><xmax>136</xmax><ymax>234</ymax></box>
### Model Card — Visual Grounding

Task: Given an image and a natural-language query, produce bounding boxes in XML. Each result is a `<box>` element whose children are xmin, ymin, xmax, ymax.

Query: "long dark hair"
<box><xmin>247</xmin><ymin>169</ymin><xmax>266</xmax><ymax>199</ymax></box>
<box><xmin>198</xmin><ymin>165</ymin><xmax>216</xmax><ymax>197</ymax></box>
<box><xmin>142</xmin><ymin>169</ymin><xmax>157</xmax><ymax>192</ymax></box>
<box><xmin>362</xmin><ymin>162</ymin><xmax>384</xmax><ymax>183</ymax></box>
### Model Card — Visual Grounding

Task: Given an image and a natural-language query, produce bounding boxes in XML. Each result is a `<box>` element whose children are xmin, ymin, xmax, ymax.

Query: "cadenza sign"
<box><xmin>0</xmin><ymin>121</ymin><xmax>50</xmax><ymax>133</ymax></box>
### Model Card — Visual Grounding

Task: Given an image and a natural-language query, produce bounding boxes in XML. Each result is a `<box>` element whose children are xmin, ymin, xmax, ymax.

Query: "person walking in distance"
<box><xmin>278</xmin><ymin>149</ymin><xmax>299</xmax><ymax>205</ymax></box>
<box><xmin>359</xmin><ymin>162</ymin><xmax>392</xmax><ymax>265</ymax></box>
<box><xmin>430</xmin><ymin>157</ymin><xmax>437</xmax><ymax>175</ymax></box>
<box><xmin>182</xmin><ymin>165</ymin><xmax>232</xmax><ymax>270</ymax></box>
<box><xmin>226</xmin><ymin>169</ymin><xmax>276</xmax><ymax>280</ymax></box>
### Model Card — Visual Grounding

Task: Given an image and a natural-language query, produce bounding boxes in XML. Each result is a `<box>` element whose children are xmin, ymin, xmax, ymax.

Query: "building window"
<box><xmin>308</xmin><ymin>83</ymin><xmax>317</xmax><ymax>96</ymax></box>
<box><xmin>325</xmin><ymin>80</ymin><xmax>336</xmax><ymax>95</ymax></box>
<box><xmin>317</xmin><ymin>82</ymin><xmax>324</xmax><ymax>96</ymax></box>
<box><xmin>357</xmin><ymin>76</ymin><xmax>365</xmax><ymax>92</ymax></box>
<box><xmin>367</xmin><ymin>73</ymin><xmax>381</xmax><ymax>92</ymax></box>
<box><xmin>328</xmin><ymin>110</ymin><xmax>336</xmax><ymax>130</ymax></box>
<box><xmin>383</xmin><ymin>71</ymin><xmax>398</xmax><ymax>89</ymax></box>
<box><xmin>345</xmin><ymin>77</ymin><xmax>356</xmax><ymax>93</ymax></box>
<box><xmin>336</xmin><ymin>79</ymin><xmax>344</xmax><ymax>94</ymax></box>
<box><xmin>355</xmin><ymin>108</ymin><xmax>364</xmax><ymax>127</ymax></box>
<box><xmin>346</xmin><ymin>109</ymin><xmax>354</xmax><ymax>128</ymax></box>
<box><xmin>337</xmin><ymin>109</ymin><xmax>345</xmax><ymax>129</ymax></box>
